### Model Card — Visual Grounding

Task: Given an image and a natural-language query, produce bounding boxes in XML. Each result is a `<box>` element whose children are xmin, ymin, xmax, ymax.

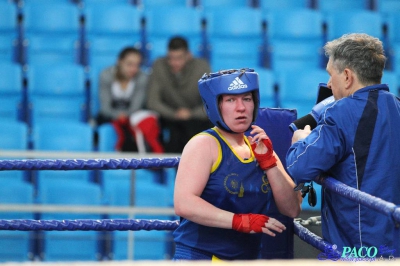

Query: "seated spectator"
<box><xmin>147</xmin><ymin>36</ymin><xmax>213</xmax><ymax>153</ymax></box>
<box><xmin>96</xmin><ymin>47</ymin><xmax>163</xmax><ymax>153</ymax></box>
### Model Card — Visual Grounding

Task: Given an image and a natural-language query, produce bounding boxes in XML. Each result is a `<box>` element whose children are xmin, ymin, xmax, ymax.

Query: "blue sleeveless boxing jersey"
<box><xmin>173</xmin><ymin>127</ymin><xmax>274</xmax><ymax>260</ymax></box>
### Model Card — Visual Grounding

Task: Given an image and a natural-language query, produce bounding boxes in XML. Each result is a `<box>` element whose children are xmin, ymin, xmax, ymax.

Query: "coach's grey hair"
<box><xmin>324</xmin><ymin>33</ymin><xmax>386</xmax><ymax>85</ymax></box>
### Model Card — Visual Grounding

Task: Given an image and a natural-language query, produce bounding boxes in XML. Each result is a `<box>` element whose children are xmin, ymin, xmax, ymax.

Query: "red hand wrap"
<box><xmin>232</xmin><ymin>214</ymin><xmax>270</xmax><ymax>233</ymax></box>
<box><xmin>251</xmin><ymin>138</ymin><xmax>277</xmax><ymax>170</ymax></box>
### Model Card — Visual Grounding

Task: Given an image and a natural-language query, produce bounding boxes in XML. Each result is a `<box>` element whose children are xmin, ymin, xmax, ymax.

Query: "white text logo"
<box><xmin>228</xmin><ymin>77</ymin><xmax>248</xmax><ymax>91</ymax></box>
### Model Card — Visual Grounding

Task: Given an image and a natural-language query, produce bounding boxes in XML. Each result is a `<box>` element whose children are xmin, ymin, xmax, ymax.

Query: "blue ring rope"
<box><xmin>316</xmin><ymin>176</ymin><xmax>400</xmax><ymax>224</ymax></box>
<box><xmin>0</xmin><ymin>219</ymin><xmax>179</xmax><ymax>231</ymax></box>
<box><xmin>0</xmin><ymin>157</ymin><xmax>180</xmax><ymax>171</ymax></box>
<box><xmin>294</xmin><ymin>221</ymin><xmax>341</xmax><ymax>257</ymax></box>
<box><xmin>0</xmin><ymin>157</ymin><xmax>398</xmax><ymax>254</ymax></box>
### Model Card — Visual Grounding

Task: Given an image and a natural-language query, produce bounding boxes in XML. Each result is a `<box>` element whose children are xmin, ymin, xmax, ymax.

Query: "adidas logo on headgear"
<box><xmin>228</xmin><ymin>77</ymin><xmax>248</xmax><ymax>91</ymax></box>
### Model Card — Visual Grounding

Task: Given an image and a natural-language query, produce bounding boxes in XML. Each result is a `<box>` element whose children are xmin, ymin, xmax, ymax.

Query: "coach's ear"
<box><xmin>343</xmin><ymin>67</ymin><xmax>356</xmax><ymax>90</ymax></box>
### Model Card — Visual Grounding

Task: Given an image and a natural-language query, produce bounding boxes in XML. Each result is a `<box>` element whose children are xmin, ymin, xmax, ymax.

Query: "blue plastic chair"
<box><xmin>37</xmin><ymin>181</ymin><xmax>103</xmax><ymax>261</ymax></box>
<box><xmin>83</xmin><ymin>0</ymin><xmax>132</xmax><ymax>4</ymax></box>
<box><xmin>139</xmin><ymin>0</ymin><xmax>188</xmax><ymax>8</ymax></box>
<box><xmin>0</xmin><ymin>179</ymin><xmax>35</xmax><ymax>262</ymax></box>
<box><xmin>316</xmin><ymin>0</ymin><xmax>368</xmax><ymax>12</ymax></box>
<box><xmin>0</xmin><ymin>2</ymin><xmax>18</xmax><ymax>62</ymax></box>
<box><xmin>97</xmin><ymin>123</ymin><xmax>117</xmax><ymax>152</ymax></box>
<box><xmin>205</xmin><ymin>7</ymin><xmax>263</xmax><ymax>40</ymax></box>
<box><xmin>84</xmin><ymin>3</ymin><xmax>143</xmax><ymax>68</ymax></box>
<box><xmin>256</xmin><ymin>67</ymin><xmax>277</xmax><ymax>108</ymax></box>
<box><xmin>33</xmin><ymin>121</ymin><xmax>93</xmax><ymax>152</ymax></box>
<box><xmin>209</xmin><ymin>39</ymin><xmax>263</xmax><ymax>71</ymax></box>
<box><xmin>277</xmin><ymin>68</ymin><xmax>330</xmax><ymax>117</ymax></box>
<box><xmin>205</xmin><ymin>7</ymin><xmax>264</xmax><ymax>68</ymax></box>
<box><xmin>382</xmin><ymin>70</ymin><xmax>399</xmax><ymax>95</ymax></box>
<box><xmin>0</xmin><ymin>120</ymin><xmax>28</xmax><ymax>183</ymax></box>
<box><xmin>0</xmin><ymin>62</ymin><xmax>22</xmax><ymax>121</ymax></box>
<box><xmin>259</xmin><ymin>0</ymin><xmax>310</xmax><ymax>10</ymax></box>
<box><xmin>264</xmin><ymin>8</ymin><xmax>324</xmax><ymax>70</ymax></box>
<box><xmin>22</xmin><ymin>2</ymin><xmax>81</xmax><ymax>65</ymax></box>
<box><xmin>144</xmin><ymin>6</ymin><xmax>204</xmax><ymax>64</ymax></box>
<box><xmin>375</xmin><ymin>0</ymin><xmax>400</xmax><ymax>15</ymax></box>
<box><xmin>27</xmin><ymin>63</ymin><xmax>86</xmax><ymax>124</ymax></box>
<box><xmin>387</xmin><ymin>13</ymin><xmax>400</xmax><ymax>48</ymax></box>
<box><xmin>325</xmin><ymin>10</ymin><xmax>384</xmax><ymax>42</ymax></box>
<box><xmin>0</xmin><ymin>120</ymin><xmax>27</xmax><ymax>150</ymax></box>
<box><xmin>393</xmin><ymin>44</ymin><xmax>400</xmax><ymax>76</ymax></box>
<box><xmin>197</xmin><ymin>0</ymin><xmax>250</xmax><ymax>9</ymax></box>
<box><xmin>102</xmin><ymin>170</ymin><xmax>172</xmax><ymax>260</ymax></box>
<box><xmin>88</xmin><ymin>65</ymin><xmax>103</xmax><ymax>118</ymax></box>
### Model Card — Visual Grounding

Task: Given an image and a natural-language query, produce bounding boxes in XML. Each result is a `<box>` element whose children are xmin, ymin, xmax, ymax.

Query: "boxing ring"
<box><xmin>0</xmin><ymin>156</ymin><xmax>399</xmax><ymax>264</ymax></box>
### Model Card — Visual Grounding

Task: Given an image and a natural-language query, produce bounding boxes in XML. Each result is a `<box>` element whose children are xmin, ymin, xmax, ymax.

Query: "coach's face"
<box><xmin>326</xmin><ymin>58</ymin><xmax>351</xmax><ymax>100</ymax></box>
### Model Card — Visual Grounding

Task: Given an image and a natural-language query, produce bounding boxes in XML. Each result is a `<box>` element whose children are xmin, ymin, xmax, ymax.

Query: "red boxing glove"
<box><xmin>251</xmin><ymin>138</ymin><xmax>277</xmax><ymax>170</ymax></box>
<box><xmin>232</xmin><ymin>213</ymin><xmax>269</xmax><ymax>233</ymax></box>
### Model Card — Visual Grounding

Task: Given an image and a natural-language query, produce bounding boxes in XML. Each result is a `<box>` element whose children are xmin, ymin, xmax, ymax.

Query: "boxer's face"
<box><xmin>219</xmin><ymin>92</ymin><xmax>254</xmax><ymax>133</ymax></box>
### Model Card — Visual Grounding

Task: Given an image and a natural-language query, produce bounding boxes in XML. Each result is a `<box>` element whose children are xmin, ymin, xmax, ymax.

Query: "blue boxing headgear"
<box><xmin>198</xmin><ymin>68</ymin><xmax>260</xmax><ymax>133</ymax></box>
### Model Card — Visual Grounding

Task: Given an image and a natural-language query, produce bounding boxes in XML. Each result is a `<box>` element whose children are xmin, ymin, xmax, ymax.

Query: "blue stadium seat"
<box><xmin>88</xmin><ymin>65</ymin><xmax>102</xmax><ymax>118</ymax></box>
<box><xmin>84</xmin><ymin>3</ymin><xmax>143</xmax><ymax>69</ymax></box>
<box><xmin>83</xmin><ymin>0</ymin><xmax>132</xmax><ymax>4</ymax></box>
<box><xmin>264</xmin><ymin>8</ymin><xmax>324</xmax><ymax>70</ymax></box>
<box><xmin>205</xmin><ymin>7</ymin><xmax>264</xmax><ymax>69</ymax></box>
<box><xmin>22</xmin><ymin>2</ymin><xmax>81</xmax><ymax>65</ymax></box>
<box><xmin>197</xmin><ymin>0</ymin><xmax>250</xmax><ymax>9</ymax></box>
<box><xmin>382</xmin><ymin>71</ymin><xmax>399</xmax><ymax>95</ymax></box>
<box><xmin>387</xmin><ymin>12</ymin><xmax>400</xmax><ymax>48</ymax></box>
<box><xmin>393</xmin><ymin>44</ymin><xmax>400</xmax><ymax>76</ymax></box>
<box><xmin>32</xmin><ymin>121</ymin><xmax>93</xmax><ymax>152</ymax></box>
<box><xmin>0</xmin><ymin>120</ymin><xmax>28</xmax><ymax>184</ymax></box>
<box><xmin>139</xmin><ymin>0</ymin><xmax>188</xmax><ymax>8</ymax></box>
<box><xmin>209</xmin><ymin>39</ymin><xmax>262</xmax><ymax>71</ymax></box>
<box><xmin>277</xmin><ymin>68</ymin><xmax>330</xmax><ymax>117</ymax></box>
<box><xmin>269</xmin><ymin>41</ymin><xmax>324</xmax><ymax>71</ymax></box>
<box><xmin>0</xmin><ymin>120</ymin><xmax>27</xmax><ymax>150</ymax></box>
<box><xmin>144</xmin><ymin>6</ymin><xmax>203</xmax><ymax>65</ymax></box>
<box><xmin>255</xmin><ymin>67</ymin><xmax>277</xmax><ymax>108</ymax></box>
<box><xmin>27</xmin><ymin>63</ymin><xmax>86</xmax><ymax>124</ymax></box>
<box><xmin>37</xmin><ymin>181</ymin><xmax>103</xmax><ymax>261</ymax></box>
<box><xmin>101</xmin><ymin>169</ymin><xmax>173</xmax><ymax>260</ymax></box>
<box><xmin>259</xmin><ymin>0</ymin><xmax>310</xmax><ymax>10</ymax></box>
<box><xmin>97</xmin><ymin>123</ymin><xmax>116</xmax><ymax>152</ymax></box>
<box><xmin>0</xmin><ymin>179</ymin><xmax>35</xmax><ymax>262</ymax></box>
<box><xmin>375</xmin><ymin>0</ymin><xmax>400</xmax><ymax>15</ymax></box>
<box><xmin>316</xmin><ymin>0</ymin><xmax>368</xmax><ymax>12</ymax></box>
<box><xmin>325</xmin><ymin>10</ymin><xmax>384</xmax><ymax>42</ymax></box>
<box><xmin>0</xmin><ymin>62</ymin><xmax>23</xmax><ymax>121</ymax></box>
<box><xmin>36</xmin><ymin>170</ymin><xmax>92</xmax><ymax>193</ymax></box>
<box><xmin>0</xmin><ymin>2</ymin><xmax>18</xmax><ymax>62</ymax></box>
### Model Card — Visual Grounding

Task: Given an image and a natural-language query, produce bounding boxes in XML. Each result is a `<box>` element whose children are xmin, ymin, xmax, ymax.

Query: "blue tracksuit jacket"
<box><xmin>286</xmin><ymin>84</ymin><xmax>400</xmax><ymax>256</ymax></box>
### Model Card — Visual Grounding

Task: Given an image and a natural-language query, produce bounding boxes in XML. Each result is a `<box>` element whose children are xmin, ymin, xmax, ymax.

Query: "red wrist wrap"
<box><xmin>251</xmin><ymin>138</ymin><xmax>277</xmax><ymax>170</ymax></box>
<box><xmin>232</xmin><ymin>214</ymin><xmax>270</xmax><ymax>233</ymax></box>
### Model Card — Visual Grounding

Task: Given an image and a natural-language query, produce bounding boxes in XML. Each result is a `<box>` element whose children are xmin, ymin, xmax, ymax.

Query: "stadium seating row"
<box><xmin>1</xmin><ymin>1</ymin><xmax>400</xmax><ymax>72</ymax></box>
<box><xmin>0</xmin><ymin>168</ymin><xmax>177</xmax><ymax>261</ymax></box>
<box><xmin>5</xmin><ymin>0</ymin><xmax>400</xmax><ymax>12</ymax></box>
<box><xmin>1</xmin><ymin>60</ymin><xmax>399</xmax><ymax>131</ymax></box>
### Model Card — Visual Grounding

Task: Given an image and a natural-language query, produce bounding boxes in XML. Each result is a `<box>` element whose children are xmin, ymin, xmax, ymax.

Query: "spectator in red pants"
<box><xmin>96</xmin><ymin>47</ymin><xmax>163</xmax><ymax>153</ymax></box>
